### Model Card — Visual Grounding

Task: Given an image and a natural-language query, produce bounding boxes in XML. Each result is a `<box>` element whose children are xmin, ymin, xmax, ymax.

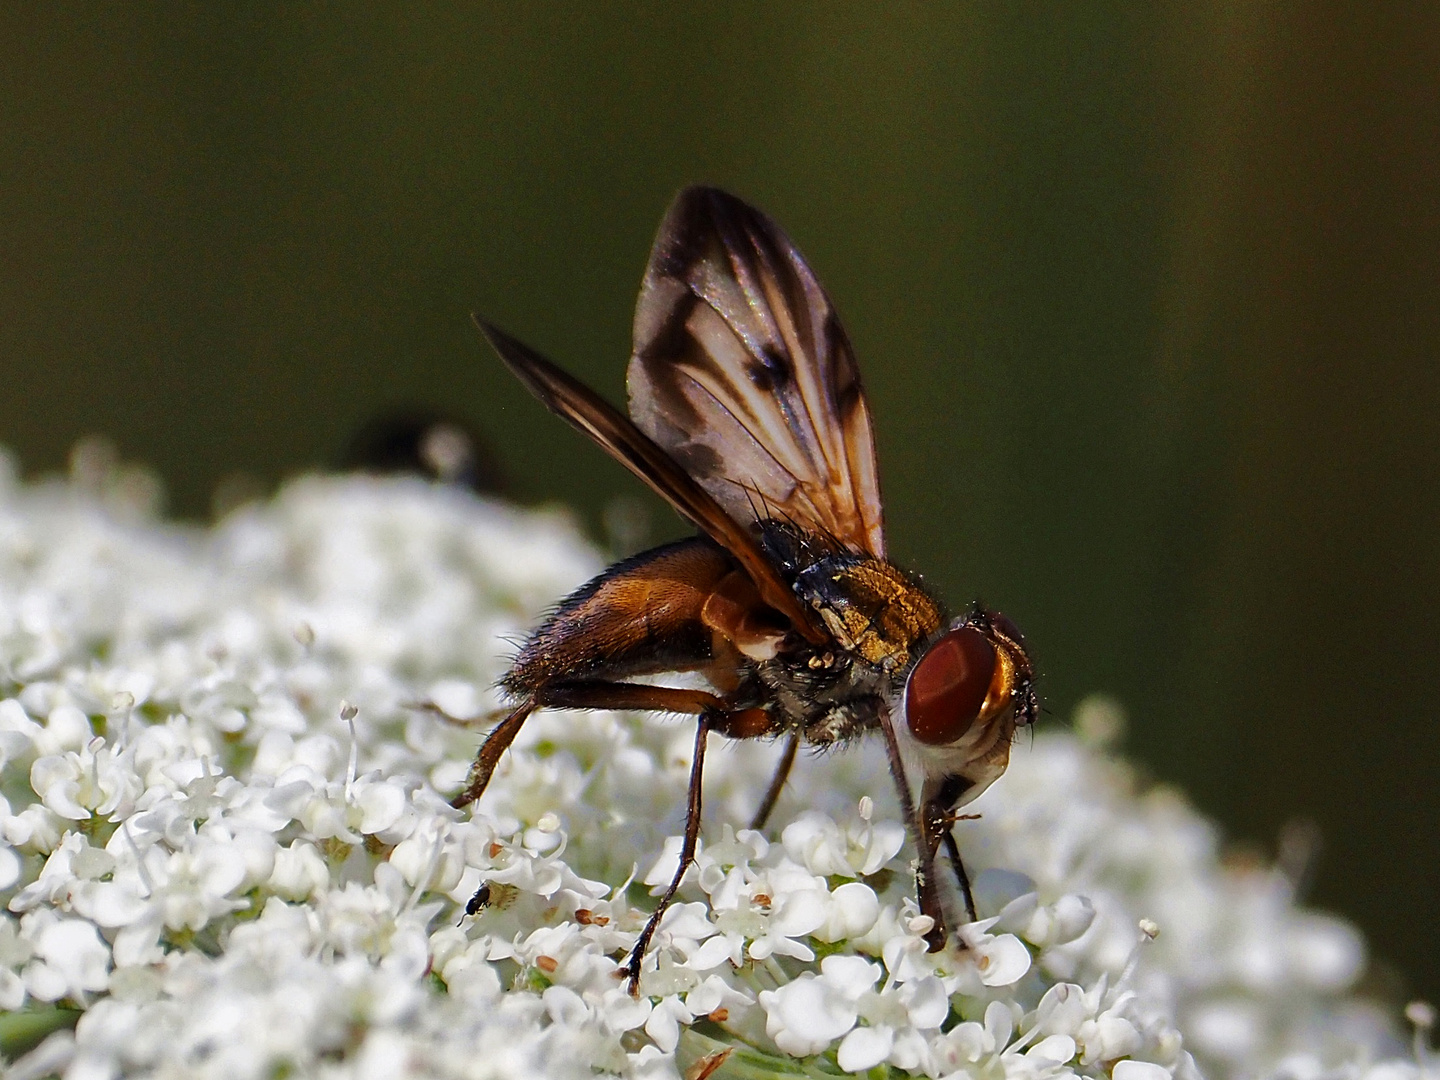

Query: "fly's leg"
<box><xmin>940</xmin><ymin>827</ymin><xmax>978</xmax><ymax>924</ymax></box>
<box><xmin>445</xmin><ymin>677</ymin><xmax>776</xmax><ymax>994</ymax></box>
<box><xmin>414</xmin><ymin>699</ymin><xmax>507</xmax><ymax>727</ymax></box>
<box><xmin>519</xmin><ymin>681</ymin><xmax>773</xmax><ymax>994</ymax></box>
<box><xmin>918</xmin><ymin>775</ymin><xmax>979</xmax><ymax>941</ymax></box>
<box><xmin>523</xmin><ymin>679</ymin><xmax>774</xmax><ymax>739</ymax></box>
<box><xmin>448</xmin><ymin>683</ymin><xmax>745</xmax><ymax>810</ymax></box>
<box><xmin>620</xmin><ymin>710</ymin><xmax>710</xmax><ymax>996</ymax></box>
<box><xmin>449</xmin><ymin>700</ymin><xmax>537</xmax><ymax>809</ymax></box>
<box><xmin>748</xmin><ymin>730</ymin><xmax>800</xmax><ymax>831</ymax></box>
<box><xmin>875</xmin><ymin>707</ymin><xmax>948</xmax><ymax>952</ymax></box>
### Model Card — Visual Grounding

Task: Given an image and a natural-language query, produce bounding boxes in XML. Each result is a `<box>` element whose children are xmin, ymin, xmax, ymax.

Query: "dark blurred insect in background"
<box><xmin>450</xmin><ymin>187</ymin><xmax>1037</xmax><ymax>995</ymax></box>
<box><xmin>341</xmin><ymin>407</ymin><xmax>505</xmax><ymax>494</ymax></box>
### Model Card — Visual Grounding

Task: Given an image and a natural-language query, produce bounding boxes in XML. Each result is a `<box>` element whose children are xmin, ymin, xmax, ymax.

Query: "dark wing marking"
<box><xmin>628</xmin><ymin>186</ymin><xmax>886</xmax><ymax>558</ymax></box>
<box><xmin>476</xmin><ymin>318</ymin><xmax>826</xmax><ymax>642</ymax></box>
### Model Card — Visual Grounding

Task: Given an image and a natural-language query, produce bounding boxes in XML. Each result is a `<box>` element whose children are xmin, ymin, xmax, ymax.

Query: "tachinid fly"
<box><xmin>451</xmin><ymin>187</ymin><xmax>1037</xmax><ymax>995</ymax></box>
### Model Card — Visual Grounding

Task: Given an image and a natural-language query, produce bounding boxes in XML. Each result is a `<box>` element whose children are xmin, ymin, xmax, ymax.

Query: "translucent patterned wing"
<box><xmin>474</xmin><ymin>319</ymin><xmax>827</xmax><ymax>642</ymax></box>
<box><xmin>628</xmin><ymin>187</ymin><xmax>886</xmax><ymax>558</ymax></box>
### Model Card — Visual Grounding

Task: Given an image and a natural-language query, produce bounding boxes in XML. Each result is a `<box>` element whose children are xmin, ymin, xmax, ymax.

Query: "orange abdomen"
<box><xmin>503</xmin><ymin>537</ymin><xmax>739</xmax><ymax>694</ymax></box>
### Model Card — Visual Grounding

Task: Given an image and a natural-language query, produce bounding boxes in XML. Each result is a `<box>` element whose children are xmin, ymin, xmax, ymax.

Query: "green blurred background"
<box><xmin>1</xmin><ymin>4</ymin><xmax>1435</xmax><ymax>1002</ymax></box>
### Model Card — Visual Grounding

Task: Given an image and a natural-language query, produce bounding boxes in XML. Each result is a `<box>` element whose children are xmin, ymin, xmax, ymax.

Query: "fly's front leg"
<box><xmin>875</xmin><ymin>707</ymin><xmax>948</xmax><ymax>952</ymax></box>
<box><xmin>921</xmin><ymin>774</ymin><xmax>979</xmax><ymax>930</ymax></box>
<box><xmin>940</xmin><ymin>829</ymin><xmax>978</xmax><ymax>924</ymax></box>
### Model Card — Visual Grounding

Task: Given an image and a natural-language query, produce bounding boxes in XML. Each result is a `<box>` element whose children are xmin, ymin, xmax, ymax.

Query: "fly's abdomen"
<box><xmin>502</xmin><ymin>537</ymin><xmax>734</xmax><ymax>694</ymax></box>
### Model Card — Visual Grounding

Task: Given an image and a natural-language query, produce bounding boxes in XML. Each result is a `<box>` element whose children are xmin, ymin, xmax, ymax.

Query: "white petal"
<box><xmin>644</xmin><ymin>996</ymin><xmax>691</xmax><ymax>1053</ymax></box>
<box><xmin>1284</xmin><ymin>913</ymin><xmax>1365</xmax><ymax>991</ymax></box>
<box><xmin>767</xmin><ymin>935</ymin><xmax>815</xmax><ymax>961</ymax></box>
<box><xmin>40</xmin><ymin>780</ymin><xmax>89</xmax><ymax>821</ymax></box>
<box><xmin>837</xmin><ymin>1024</ymin><xmax>894</xmax><ymax>1072</ymax></box>
<box><xmin>976</xmin><ymin>933</ymin><xmax>1031</xmax><ymax>986</ymax></box>
<box><xmin>820</xmin><ymin>954</ymin><xmax>882</xmax><ymax>999</ymax></box>
<box><xmin>1032</xmin><ymin>982</ymin><xmax>1088</xmax><ymax>1037</ymax></box>
<box><xmin>194</xmin><ymin>843</ymin><xmax>248</xmax><ymax>897</ymax></box>
<box><xmin>642</xmin><ymin>835</ymin><xmax>685</xmax><ymax>888</ymax></box>
<box><xmin>760</xmin><ymin>974</ymin><xmax>858</xmax><ymax>1054</ymax></box>
<box><xmin>781</xmin><ymin>813</ymin><xmax>840</xmax><ymax>875</ymax></box>
<box><xmin>659</xmin><ymin>901</ymin><xmax>716</xmax><ymax>942</ymax></box>
<box><xmin>983</xmin><ymin>1000</ymin><xmax>1014</xmax><ymax>1047</ymax></box>
<box><xmin>689</xmin><ymin>934</ymin><xmax>738</xmax><ymax>972</ymax></box>
<box><xmin>769</xmin><ymin>887</ymin><xmax>828</xmax><ymax>937</ymax></box>
<box><xmin>1050</xmin><ymin>894</ymin><xmax>1095</xmax><ymax>945</ymax></box>
<box><xmin>24</xmin><ymin>960</ymin><xmax>68</xmax><ymax>1002</ymax></box>
<box><xmin>0</xmin><ymin>967</ymin><xmax>25</xmax><ymax>1010</ymax></box>
<box><xmin>80</xmin><ymin>881</ymin><xmax>150</xmax><ymax>927</ymax></box>
<box><xmin>857</xmin><ymin>820</ymin><xmax>906</xmax><ymax>875</ymax></box>
<box><xmin>542</xmin><ymin>984</ymin><xmax>590</xmax><ymax>1027</ymax></box>
<box><xmin>1087</xmin><ymin>1015</ymin><xmax>1142</xmax><ymax>1062</ymax></box>
<box><xmin>268</xmin><ymin>841</ymin><xmax>329</xmax><ymax>900</ymax></box>
<box><xmin>997</xmin><ymin>890</ymin><xmax>1041</xmax><ymax>934</ymax></box>
<box><xmin>33</xmin><ymin>919</ymin><xmax>110</xmax><ymax>995</ymax></box>
<box><xmin>818</xmin><ymin>881</ymin><xmax>879</xmax><ymax>942</ymax></box>
<box><xmin>901</xmin><ymin>975</ymin><xmax>950</xmax><ymax>1030</ymax></box>
<box><xmin>355</xmin><ymin>781</ymin><xmax>406</xmax><ymax>834</ymax></box>
<box><xmin>599</xmin><ymin>987</ymin><xmax>652</xmax><ymax>1034</ymax></box>
<box><xmin>1025</xmin><ymin>1033</ymin><xmax>1077</xmax><ymax>1065</ymax></box>
<box><xmin>1113</xmin><ymin>1061</ymin><xmax>1173</xmax><ymax>1080</ymax></box>
<box><xmin>685</xmin><ymin>974</ymin><xmax>748</xmax><ymax>1018</ymax></box>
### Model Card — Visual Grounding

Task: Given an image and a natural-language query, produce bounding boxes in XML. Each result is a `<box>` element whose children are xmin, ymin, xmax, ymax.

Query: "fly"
<box><xmin>451</xmin><ymin>187</ymin><xmax>1037</xmax><ymax>995</ymax></box>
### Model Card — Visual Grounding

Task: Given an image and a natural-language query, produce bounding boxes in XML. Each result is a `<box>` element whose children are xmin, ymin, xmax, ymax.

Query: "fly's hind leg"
<box><xmin>516</xmin><ymin>681</ymin><xmax>775</xmax><ymax>994</ymax></box>
<box><xmin>448</xmin><ymin>683</ymin><xmax>742</xmax><ymax>810</ymax></box>
<box><xmin>449</xmin><ymin>700</ymin><xmax>538</xmax><ymax>809</ymax></box>
<box><xmin>446</xmin><ymin>676</ymin><xmax>776</xmax><ymax>995</ymax></box>
<box><xmin>620</xmin><ymin>709</ymin><xmax>711</xmax><ymax>996</ymax></box>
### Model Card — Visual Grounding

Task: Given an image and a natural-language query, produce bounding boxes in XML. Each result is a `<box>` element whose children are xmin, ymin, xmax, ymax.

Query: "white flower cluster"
<box><xmin>0</xmin><ymin>449</ymin><xmax>1429</xmax><ymax>1080</ymax></box>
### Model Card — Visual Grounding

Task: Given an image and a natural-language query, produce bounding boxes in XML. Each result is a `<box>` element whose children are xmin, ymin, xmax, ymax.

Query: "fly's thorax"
<box><xmin>753</xmin><ymin>645</ymin><xmax>889</xmax><ymax>746</ymax></box>
<box><xmin>753</xmin><ymin>520</ymin><xmax>946</xmax><ymax>742</ymax></box>
<box><xmin>798</xmin><ymin>556</ymin><xmax>944</xmax><ymax>672</ymax></box>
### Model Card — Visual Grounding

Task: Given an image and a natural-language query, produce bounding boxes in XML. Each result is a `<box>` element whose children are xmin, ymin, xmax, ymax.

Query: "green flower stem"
<box><xmin>0</xmin><ymin>1005</ymin><xmax>81</xmax><ymax>1058</ymax></box>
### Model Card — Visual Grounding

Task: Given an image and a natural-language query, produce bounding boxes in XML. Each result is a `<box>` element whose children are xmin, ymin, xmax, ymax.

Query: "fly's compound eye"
<box><xmin>905</xmin><ymin>626</ymin><xmax>997</xmax><ymax>746</ymax></box>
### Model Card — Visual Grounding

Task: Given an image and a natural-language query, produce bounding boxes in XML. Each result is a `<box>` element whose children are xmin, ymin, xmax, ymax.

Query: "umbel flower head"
<box><xmin>0</xmin><ymin>447</ymin><xmax>1425</xmax><ymax>1080</ymax></box>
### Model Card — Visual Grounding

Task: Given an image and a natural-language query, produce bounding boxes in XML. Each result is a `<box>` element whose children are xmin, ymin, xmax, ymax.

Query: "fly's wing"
<box><xmin>628</xmin><ymin>186</ymin><xmax>886</xmax><ymax>558</ymax></box>
<box><xmin>475</xmin><ymin>319</ymin><xmax>826</xmax><ymax>642</ymax></box>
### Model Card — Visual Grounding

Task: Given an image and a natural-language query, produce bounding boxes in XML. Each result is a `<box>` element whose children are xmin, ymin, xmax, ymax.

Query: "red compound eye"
<box><xmin>905</xmin><ymin>626</ymin><xmax>997</xmax><ymax>746</ymax></box>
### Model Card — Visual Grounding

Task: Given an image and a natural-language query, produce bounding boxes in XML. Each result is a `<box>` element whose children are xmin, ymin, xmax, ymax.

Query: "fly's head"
<box><xmin>900</xmin><ymin>605</ymin><xmax>1037</xmax><ymax>805</ymax></box>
